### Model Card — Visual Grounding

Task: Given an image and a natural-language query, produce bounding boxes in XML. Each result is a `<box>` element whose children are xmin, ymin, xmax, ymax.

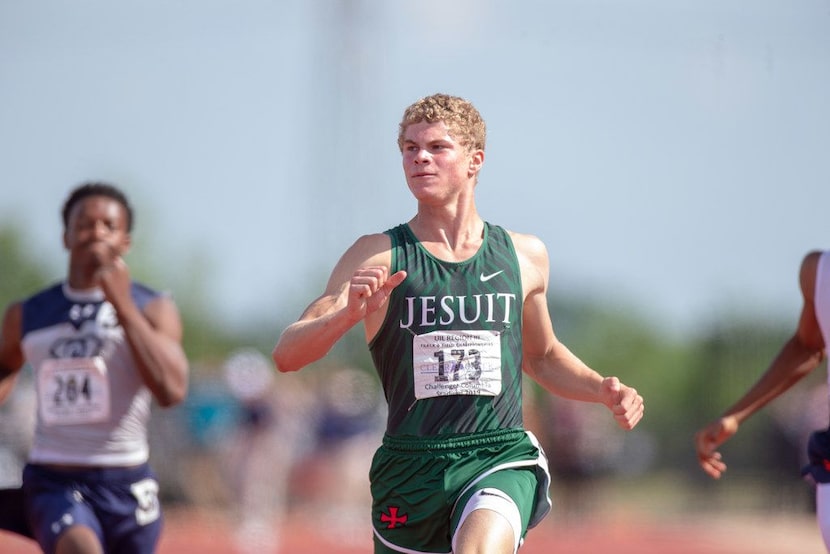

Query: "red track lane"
<box><xmin>1</xmin><ymin>510</ymin><xmax>825</xmax><ymax>554</ymax></box>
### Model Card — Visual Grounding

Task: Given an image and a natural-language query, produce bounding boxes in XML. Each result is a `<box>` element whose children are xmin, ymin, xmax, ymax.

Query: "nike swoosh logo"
<box><xmin>479</xmin><ymin>490</ymin><xmax>510</xmax><ymax>500</ymax></box>
<box><xmin>480</xmin><ymin>270</ymin><xmax>504</xmax><ymax>282</ymax></box>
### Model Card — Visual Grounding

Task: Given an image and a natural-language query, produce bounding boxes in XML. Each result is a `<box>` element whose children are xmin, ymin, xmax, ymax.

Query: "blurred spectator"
<box><xmin>0</xmin><ymin>370</ymin><xmax>35</xmax><ymax>489</ymax></box>
<box><xmin>292</xmin><ymin>366</ymin><xmax>386</xmax><ymax>546</ymax></box>
<box><xmin>0</xmin><ymin>370</ymin><xmax>35</xmax><ymax>539</ymax></box>
<box><xmin>219</xmin><ymin>348</ymin><xmax>312</xmax><ymax>554</ymax></box>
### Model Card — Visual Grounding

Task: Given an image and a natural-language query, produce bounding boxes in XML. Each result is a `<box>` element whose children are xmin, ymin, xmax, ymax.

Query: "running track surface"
<box><xmin>0</xmin><ymin>510</ymin><xmax>825</xmax><ymax>553</ymax></box>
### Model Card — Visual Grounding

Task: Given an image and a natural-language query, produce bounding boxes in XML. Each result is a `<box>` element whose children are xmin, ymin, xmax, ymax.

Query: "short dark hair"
<box><xmin>61</xmin><ymin>182</ymin><xmax>134</xmax><ymax>232</ymax></box>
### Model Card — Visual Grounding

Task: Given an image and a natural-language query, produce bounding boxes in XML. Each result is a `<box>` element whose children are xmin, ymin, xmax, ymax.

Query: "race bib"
<box><xmin>37</xmin><ymin>357</ymin><xmax>111</xmax><ymax>426</ymax></box>
<box><xmin>412</xmin><ymin>330</ymin><xmax>502</xmax><ymax>399</ymax></box>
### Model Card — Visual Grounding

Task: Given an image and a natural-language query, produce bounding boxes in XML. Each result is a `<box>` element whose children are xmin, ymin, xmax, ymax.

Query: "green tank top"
<box><xmin>369</xmin><ymin>222</ymin><xmax>525</xmax><ymax>437</ymax></box>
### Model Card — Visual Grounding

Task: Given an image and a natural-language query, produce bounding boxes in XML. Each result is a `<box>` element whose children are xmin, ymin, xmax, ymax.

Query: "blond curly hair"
<box><xmin>397</xmin><ymin>93</ymin><xmax>486</xmax><ymax>153</ymax></box>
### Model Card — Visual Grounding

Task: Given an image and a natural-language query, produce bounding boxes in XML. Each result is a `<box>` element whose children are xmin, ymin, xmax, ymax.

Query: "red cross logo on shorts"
<box><xmin>380</xmin><ymin>506</ymin><xmax>408</xmax><ymax>529</ymax></box>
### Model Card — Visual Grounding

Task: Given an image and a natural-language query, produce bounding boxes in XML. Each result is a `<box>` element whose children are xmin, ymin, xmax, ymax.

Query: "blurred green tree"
<box><xmin>0</xmin><ymin>225</ymin><xmax>51</xmax><ymax>307</ymax></box>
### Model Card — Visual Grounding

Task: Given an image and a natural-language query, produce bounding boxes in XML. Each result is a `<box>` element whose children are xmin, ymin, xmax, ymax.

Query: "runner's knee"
<box><xmin>453</xmin><ymin>488</ymin><xmax>521</xmax><ymax>553</ymax></box>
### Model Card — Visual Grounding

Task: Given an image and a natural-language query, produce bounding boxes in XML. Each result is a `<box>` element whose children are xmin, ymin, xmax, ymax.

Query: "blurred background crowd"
<box><xmin>1</xmin><ymin>299</ymin><xmax>826</xmax><ymax>553</ymax></box>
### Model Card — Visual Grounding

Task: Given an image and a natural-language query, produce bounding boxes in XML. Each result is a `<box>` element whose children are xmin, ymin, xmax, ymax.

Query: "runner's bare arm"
<box><xmin>0</xmin><ymin>303</ymin><xmax>24</xmax><ymax>404</ymax></box>
<box><xmin>695</xmin><ymin>251</ymin><xmax>826</xmax><ymax>478</ymax></box>
<box><xmin>512</xmin><ymin>232</ymin><xmax>644</xmax><ymax>430</ymax></box>
<box><xmin>94</xmin><ymin>256</ymin><xmax>188</xmax><ymax>408</ymax></box>
<box><xmin>119</xmin><ymin>294</ymin><xmax>189</xmax><ymax>408</ymax></box>
<box><xmin>273</xmin><ymin>233</ymin><xmax>405</xmax><ymax>373</ymax></box>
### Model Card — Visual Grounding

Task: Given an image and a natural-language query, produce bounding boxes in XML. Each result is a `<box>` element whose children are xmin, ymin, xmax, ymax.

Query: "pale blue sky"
<box><xmin>2</xmin><ymin>0</ymin><xmax>829</xmax><ymax>336</ymax></box>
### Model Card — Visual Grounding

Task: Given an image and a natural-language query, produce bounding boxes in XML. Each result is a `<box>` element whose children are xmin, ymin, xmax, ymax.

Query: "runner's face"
<box><xmin>401</xmin><ymin>121</ymin><xmax>480</xmax><ymax>203</ymax></box>
<box><xmin>63</xmin><ymin>196</ymin><xmax>131</xmax><ymax>268</ymax></box>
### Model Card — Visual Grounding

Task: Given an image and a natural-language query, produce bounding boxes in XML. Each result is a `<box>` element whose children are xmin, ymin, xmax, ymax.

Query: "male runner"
<box><xmin>0</xmin><ymin>182</ymin><xmax>189</xmax><ymax>553</ymax></box>
<box><xmin>273</xmin><ymin>93</ymin><xmax>644</xmax><ymax>553</ymax></box>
